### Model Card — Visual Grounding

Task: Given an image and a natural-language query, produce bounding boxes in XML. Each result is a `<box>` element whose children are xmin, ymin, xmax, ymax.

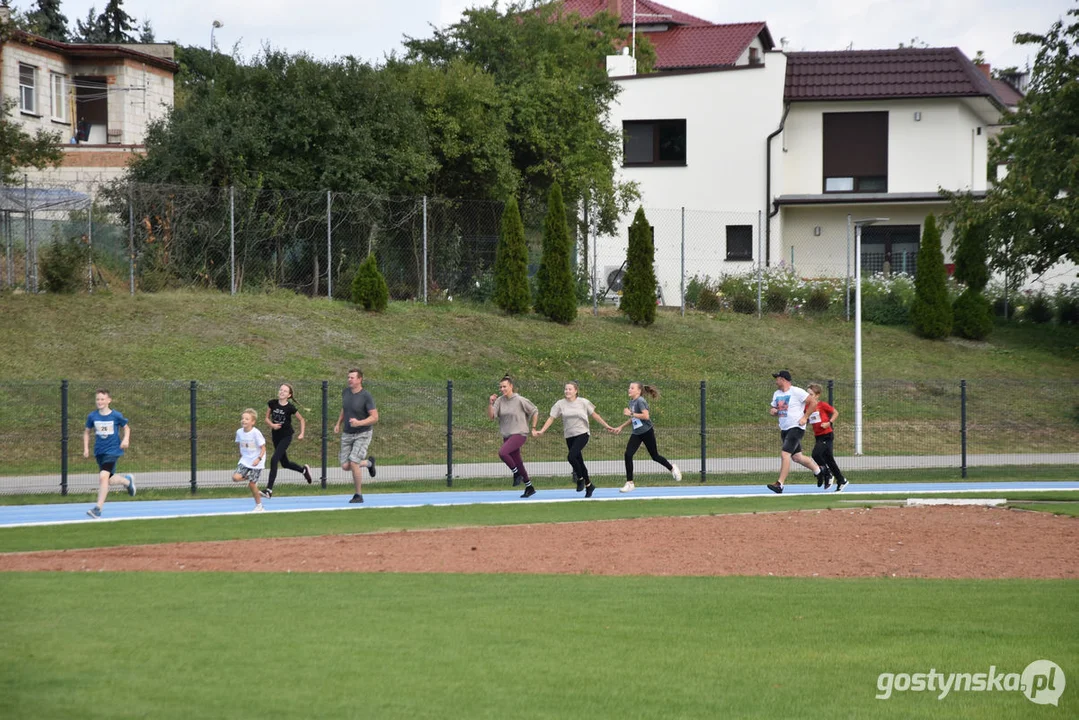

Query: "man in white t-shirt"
<box><xmin>766</xmin><ymin>370</ymin><xmax>825</xmax><ymax>494</ymax></box>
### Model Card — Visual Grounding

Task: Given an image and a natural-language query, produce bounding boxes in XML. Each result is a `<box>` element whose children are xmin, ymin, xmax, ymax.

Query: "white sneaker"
<box><xmin>620</xmin><ymin>481</ymin><xmax>635</xmax><ymax>493</ymax></box>
<box><xmin>672</xmin><ymin>464</ymin><xmax>682</xmax><ymax>482</ymax></box>
<box><xmin>252</xmin><ymin>504</ymin><xmax>265</xmax><ymax>513</ymax></box>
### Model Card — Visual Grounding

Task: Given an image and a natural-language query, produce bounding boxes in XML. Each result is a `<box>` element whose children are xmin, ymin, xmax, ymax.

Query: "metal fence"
<box><xmin>2</xmin><ymin>378</ymin><xmax>1075</xmax><ymax>495</ymax></box>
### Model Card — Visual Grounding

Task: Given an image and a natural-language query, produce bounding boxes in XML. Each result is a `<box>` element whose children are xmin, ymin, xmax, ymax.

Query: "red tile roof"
<box><xmin>558</xmin><ymin>0</ymin><xmax>711</xmax><ymax>27</ymax></box>
<box><xmin>990</xmin><ymin>78</ymin><xmax>1024</xmax><ymax>107</ymax></box>
<box><xmin>785</xmin><ymin>48</ymin><xmax>1005</xmax><ymax>106</ymax></box>
<box><xmin>556</xmin><ymin>1</ymin><xmax>771</xmax><ymax>69</ymax></box>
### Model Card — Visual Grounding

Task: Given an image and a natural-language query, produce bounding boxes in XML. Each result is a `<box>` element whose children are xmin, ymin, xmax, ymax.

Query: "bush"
<box><xmin>494</xmin><ymin>196</ymin><xmax>531</xmax><ymax>314</ymax></box>
<box><xmin>697</xmin><ymin>287</ymin><xmax>721</xmax><ymax>312</ymax></box>
<box><xmin>1023</xmin><ymin>290</ymin><xmax>1054</xmax><ymax>323</ymax></box>
<box><xmin>1055</xmin><ymin>284</ymin><xmax>1079</xmax><ymax>325</ymax></box>
<box><xmin>804</xmin><ymin>283</ymin><xmax>833</xmax><ymax>313</ymax></box>
<box><xmin>39</xmin><ymin>237</ymin><xmax>86</xmax><ymax>294</ymax></box>
<box><xmin>859</xmin><ymin>273</ymin><xmax>915</xmax><ymax>325</ymax></box>
<box><xmin>763</xmin><ymin>285</ymin><xmax>788</xmax><ymax>313</ymax></box>
<box><xmin>621</xmin><ymin>207</ymin><xmax>657</xmax><ymax>325</ymax></box>
<box><xmin>717</xmin><ymin>274</ymin><xmax>756</xmax><ymax>314</ymax></box>
<box><xmin>910</xmin><ymin>215</ymin><xmax>953</xmax><ymax>338</ymax></box>
<box><xmin>350</xmin><ymin>254</ymin><xmax>389</xmax><ymax>311</ymax></box>
<box><xmin>685</xmin><ymin>274</ymin><xmax>712</xmax><ymax>308</ymax></box>
<box><xmin>952</xmin><ymin>288</ymin><xmax>994</xmax><ymax>340</ymax></box>
<box><xmin>534</xmin><ymin>183</ymin><xmax>576</xmax><ymax>324</ymax></box>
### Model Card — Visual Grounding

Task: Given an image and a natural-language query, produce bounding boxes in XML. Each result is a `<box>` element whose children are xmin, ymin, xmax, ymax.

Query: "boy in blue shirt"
<box><xmin>83</xmin><ymin>388</ymin><xmax>135</xmax><ymax>518</ymax></box>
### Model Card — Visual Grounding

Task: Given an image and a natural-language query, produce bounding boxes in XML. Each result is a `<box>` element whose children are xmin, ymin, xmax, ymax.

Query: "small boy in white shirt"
<box><xmin>233</xmin><ymin>408</ymin><xmax>267</xmax><ymax>512</ymax></box>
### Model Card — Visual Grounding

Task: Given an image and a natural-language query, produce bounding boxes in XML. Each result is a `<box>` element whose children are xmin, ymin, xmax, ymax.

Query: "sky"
<box><xmin>27</xmin><ymin>0</ymin><xmax>1076</xmax><ymax>71</ymax></box>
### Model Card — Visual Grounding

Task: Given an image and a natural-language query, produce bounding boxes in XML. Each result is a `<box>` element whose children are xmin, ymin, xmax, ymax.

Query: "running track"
<box><xmin>2</xmin><ymin>480</ymin><xmax>1077</xmax><ymax>528</ymax></box>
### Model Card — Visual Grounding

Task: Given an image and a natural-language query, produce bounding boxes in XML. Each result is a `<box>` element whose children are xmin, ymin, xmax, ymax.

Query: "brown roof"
<box><xmin>558</xmin><ymin>0</ymin><xmax>711</xmax><ymax>27</ymax></box>
<box><xmin>990</xmin><ymin>77</ymin><xmax>1024</xmax><ymax>107</ymax></box>
<box><xmin>7</xmin><ymin>30</ymin><xmax>179</xmax><ymax>73</ymax></box>
<box><xmin>785</xmin><ymin>47</ymin><xmax>1005</xmax><ymax>108</ymax></box>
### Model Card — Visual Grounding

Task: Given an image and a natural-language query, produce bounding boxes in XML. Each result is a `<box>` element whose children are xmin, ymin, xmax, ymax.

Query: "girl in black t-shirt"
<box><xmin>261</xmin><ymin>383</ymin><xmax>312</xmax><ymax>497</ymax></box>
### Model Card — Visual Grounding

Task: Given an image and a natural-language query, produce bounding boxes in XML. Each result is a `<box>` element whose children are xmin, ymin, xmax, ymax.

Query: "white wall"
<box><xmin>602</xmin><ymin>53</ymin><xmax>788</xmax><ymax>302</ymax></box>
<box><xmin>781</xmin><ymin>99</ymin><xmax>992</xmax><ymax>196</ymax></box>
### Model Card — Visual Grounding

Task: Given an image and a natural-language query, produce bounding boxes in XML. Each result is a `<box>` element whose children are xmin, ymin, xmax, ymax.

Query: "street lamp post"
<box><xmin>210</xmin><ymin>19</ymin><xmax>223</xmax><ymax>63</ymax></box>
<box><xmin>853</xmin><ymin>217</ymin><xmax>888</xmax><ymax>455</ymax></box>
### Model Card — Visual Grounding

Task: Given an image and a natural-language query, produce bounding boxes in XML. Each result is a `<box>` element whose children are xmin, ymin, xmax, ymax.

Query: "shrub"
<box><xmin>40</xmin><ymin>237</ymin><xmax>86</xmax><ymax>294</ymax></box>
<box><xmin>350</xmin><ymin>254</ymin><xmax>389</xmax><ymax>311</ymax></box>
<box><xmin>763</xmin><ymin>285</ymin><xmax>788</xmax><ymax>313</ymax></box>
<box><xmin>685</xmin><ymin>274</ymin><xmax>712</xmax><ymax>308</ymax></box>
<box><xmin>697</xmin><ymin>287</ymin><xmax>721</xmax><ymax>312</ymax></box>
<box><xmin>493</xmin><ymin>196</ymin><xmax>531</xmax><ymax>314</ymax></box>
<box><xmin>952</xmin><ymin>289</ymin><xmax>994</xmax><ymax>339</ymax></box>
<box><xmin>1024</xmin><ymin>290</ymin><xmax>1054</xmax><ymax>323</ymax></box>
<box><xmin>1055</xmin><ymin>284</ymin><xmax>1079</xmax><ymax>325</ymax></box>
<box><xmin>534</xmin><ymin>183</ymin><xmax>576</xmax><ymax>324</ymax></box>
<box><xmin>804</xmin><ymin>283</ymin><xmax>833</xmax><ymax>313</ymax></box>
<box><xmin>859</xmin><ymin>273</ymin><xmax>915</xmax><ymax>325</ymax></box>
<box><xmin>621</xmin><ymin>207</ymin><xmax>657</xmax><ymax>325</ymax></box>
<box><xmin>910</xmin><ymin>215</ymin><xmax>953</xmax><ymax>338</ymax></box>
<box><xmin>717</xmin><ymin>274</ymin><xmax>756</xmax><ymax>314</ymax></box>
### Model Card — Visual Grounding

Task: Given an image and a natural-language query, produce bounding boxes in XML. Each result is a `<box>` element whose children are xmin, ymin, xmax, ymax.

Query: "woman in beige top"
<box><xmin>535</xmin><ymin>381</ymin><xmax>615</xmax><ymax>498</ymax></box>
<box><xmin>488</xmin><ymin>375</ymin><xmax>539</xmax><ymax>498</ymax></box>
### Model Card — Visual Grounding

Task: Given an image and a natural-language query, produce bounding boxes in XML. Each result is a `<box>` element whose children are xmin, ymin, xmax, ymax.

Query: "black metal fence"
<box><xmin>2</xmin><ymin>378</ymin><xmax>1076</xmax><ymax>496</ymax></box>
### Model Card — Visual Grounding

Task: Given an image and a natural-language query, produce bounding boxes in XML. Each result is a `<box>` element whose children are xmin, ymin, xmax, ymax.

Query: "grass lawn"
<box><xmin>1</xmin><ymin>572</ymin><xmax>1074</xmax><ymax>719</ymax></box>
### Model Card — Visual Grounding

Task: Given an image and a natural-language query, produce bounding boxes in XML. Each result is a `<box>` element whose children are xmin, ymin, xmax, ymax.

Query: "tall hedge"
<box><xmin>534</xmin><ymin>183</ymin><xmax>577</xmax><ymax>323</ymax></box>
<box><xmin>351</xmin><ymin>253</ymin><xmax>389</xmax><ymax>312</ymax></box>
<box><xmin>951</xmin><ymin>220</ymin><xmax>993</xmax><ymax>340</ymax></box>
<box><xmin>493</xmin><ymin>196</ymin><xmax>530</xmax><ymax>314</ymax></box>
<box><xmin>621</xmin><ymin>206</ymin><xmax>657</xmax><ymax>326</ymax></box>
<box><xmin>909</xmin><ymin>214</ymin><xmax>952</xmax><ymax>339</ymax></box>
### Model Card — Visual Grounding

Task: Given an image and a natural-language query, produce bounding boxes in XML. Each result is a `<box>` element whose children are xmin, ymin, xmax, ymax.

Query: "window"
<box><xmin>623</xmin><ymin>120</ymin><xmax>687</xmax><ymax>166</ymax></box>
<box><xmin>823</xmin><ymin>111</ymin><xmax>888</xmax><ymax>193</ymax></box>
<box><xmin>19</xmin><ymin>64</ymin><xmax>37</xmax><ymax>114</ymax></box>
<box><xmin>726</xmin><ymin>225</ymin><xmax>753</xmax><ymax>261</ymax></box>
<box><xmin>860</xmin><ymin>225</ymin><xmax>920</xmax><ymax>276</ymax></box>
<box><xmin>749</xmin><ymin>47</ymin><xmax>761</xmax><ymax>65</ymax></box>
<box><xmin>50</xmin><ymin>73</ymin><xmax>69</xmax><ymax>123</ymax></box>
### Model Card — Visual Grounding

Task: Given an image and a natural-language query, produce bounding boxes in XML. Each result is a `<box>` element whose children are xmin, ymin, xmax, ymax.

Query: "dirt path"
<box><xmin>2</xmin><ymin>506</ymin><xmax>1076</xmax><ymax>578</ymax></box>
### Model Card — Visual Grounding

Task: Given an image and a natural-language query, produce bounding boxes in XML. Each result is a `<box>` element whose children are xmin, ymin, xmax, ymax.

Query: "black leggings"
<box><xmin>565</xmin><ymin>433</ymin><xmax>590</xmax><ymax>482</ymax></box>
<box><xmin>811</xmin><ymin>433</ymin><xmax>845</xmax><ymax>481</ymax></box>
<box><xmin>624</xmin><ymin>428</ymin><xmax>672</xmax><ymax>483</ymax></box>
<box><xmin>268</xmin><ymin>432</ymin><xmax>305</xmax><ymax>489</ymax></box>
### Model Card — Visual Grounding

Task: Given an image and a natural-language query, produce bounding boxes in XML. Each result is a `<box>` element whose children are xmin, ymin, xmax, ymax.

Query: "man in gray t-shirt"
<box><xmin>333</xmin><ymin>368</ymin><xmax>378</xmax><ymax>504</ymax></box>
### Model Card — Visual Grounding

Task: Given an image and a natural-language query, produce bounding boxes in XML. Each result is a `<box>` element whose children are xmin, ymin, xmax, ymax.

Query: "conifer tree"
<box><xmin>493</xmin><ymin>196</ymin><xmax>530</xmax><ymax>314</ymax></box>
<box><xmin>535</xmin><ymin>183</ymin><xmax>577</xmax><ymax>323</ymax></box>
<box><xmin>910</xmin><ymin>214</ymin><xmax>953</xmax><ymax>338</ymax></box>
<box><xmin>621</xmin><ymin>206</ymin><xmax>657</xmax><ymax>326</ymax></box>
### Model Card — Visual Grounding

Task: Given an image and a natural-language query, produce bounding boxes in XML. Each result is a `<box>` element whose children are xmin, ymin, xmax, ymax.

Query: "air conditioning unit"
<box><xmin>604</xmin><ymin>264</ymin><xmax>625</xmax><ymax>293</ymax></box>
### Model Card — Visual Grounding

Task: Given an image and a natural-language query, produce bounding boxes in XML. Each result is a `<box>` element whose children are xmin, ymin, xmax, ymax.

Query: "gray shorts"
<box><xmin>340</xmin><ymin>431</ymin><xmax>372</xmax><ymax>466</ymax></box>
<box><xmin>780</xmin><ymin>427</ymin><xmax>805</xmax><ymax>455</ymax></box>
<box><xmin>235</xmin><ymin>464</ymin><xmax>262</xmax><ymax>483</ymax></box>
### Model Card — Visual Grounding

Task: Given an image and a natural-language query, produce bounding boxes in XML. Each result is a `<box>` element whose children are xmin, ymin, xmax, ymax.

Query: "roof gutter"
<box><xmin>765</xmin><ymin>101</ymin><xmax>790</xmax><ymax>267</ymax></box>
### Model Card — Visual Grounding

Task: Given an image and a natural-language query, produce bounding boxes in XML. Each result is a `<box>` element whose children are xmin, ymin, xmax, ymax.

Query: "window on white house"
<box><xmin>623</xmin><ymin>120</ymin><xmax>687</xmax><ymax>166</ymax></box>
<box><xmin>51</xmin><ymin>73</ymin><xmax>69</xmax><ymax>123</ymax></box>
<box><xmin>823</xmin><ymin>111</ymin><xmax>888</xmax><ymax>193</ymax></box>
<box><xmin>726</xmin><ymin>225</ymin><xmax>753</xmax><ymax>261</ymax></box>
<box><xmin>19</xmin><ymin>64</ymin><xmax>37</xmax><ymax>114</ymax></box>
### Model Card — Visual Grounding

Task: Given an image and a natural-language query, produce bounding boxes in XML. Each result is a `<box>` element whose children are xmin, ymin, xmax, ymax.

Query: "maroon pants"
<box><xmin>498</xmin><ymin>434</ymin><xmax>530</xmax><ymax>481</ymax></box>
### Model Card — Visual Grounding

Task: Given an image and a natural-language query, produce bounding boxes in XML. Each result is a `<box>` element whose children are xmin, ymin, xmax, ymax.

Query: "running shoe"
<box><xmin>620</xmin><ymin>481</ymin><xmax>635</xmax><ymax>493</ymax></box>
<box><xmin>585</xmin><ymin>483</ymin><xmax>596</xmax><ymax>498</ymax></box>
<box><xmin>766</xmin><ymin>482</ymin><xmax>784</xmax><ymax>494</ymax></box>
<box><xmin>367</xmin><ymin>456</ymin><xmax>376</xmax><ymax>478</ymax></box>
<box><xmin>302</xmin><ymin>465</ymin><xmax>313</xmax><ymax>484</ymax></box>
<box><xmin>521</xmin><ymin>485</ymin><xmax>536</xmax><ymax>499</ymax></box>
<box><xmin>125</xmin><ymin>474</ymin><xmax>136</xmax><ymax>497</ymax></box>
<box><xmin>86</xmin><ymin>506</ymin><xmax>102</xmax><ymax>519</ymax></box>
<box><xmin>672</xmin><ymin>465</ymin><xmax>682</xmax><ymax>482</ymax></box>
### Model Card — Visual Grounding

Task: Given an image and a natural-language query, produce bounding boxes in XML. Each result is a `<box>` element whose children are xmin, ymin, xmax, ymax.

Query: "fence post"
<box><xmin>680</xmin><ymin>206</ymin><xmax>685</xmax><ymax>317</ymax></box>
<box><xmin>960</xmin><ymin>379</ymin><xmax>968</xmax><ymax>479</ymax></box>
<box><xmin>87</xmin><ymin>189</ymin><xmax>93</xmax><ymax>293</ymax></box>
<box><xmin>326</xmin><ymin>190</ymin><xmax>333</xmax><ymax>299</ymax></box>
<box><xmin>446</xmin><ymin>380</ymin><xmax>453</xmax><ymax>487</ymax></box>
<box><xmin>790</xmin><ymin>246</ymin><xmax>795</xmax><ymax>274</ymax></box>
<box><xmin>699</xmin><ymin>380</ymin><xmax>707</xmax><ymax>482</ymax></box>
<box><xmin>128</xmin><ymin>185</ymin><xmax>135</xmax><ymax>295</ymax></box>
<box><xmin>422</xmin><ymin>195</ymin><xmax>428</xmax><ymax>303</ymax></box>
<box><xmin>61</xmin><ymin>379</ymin><xmax>69</xmax><ymax>496</ymax></box>
<box><xmin>845</xmin><ymin>214</ymin><xmax>852</xmax><ymax>321</ymax></box>
<box><xmin>756</xmin><ymin>210</ymin><xmax>763</xmax><ymax>318</ymax></box>
<box><xmin>229</xmin><ymin>186</ymin><xmax>236</xmax><ymax>296</ymax></box>
<box><xmin>189</xmin><ymin>380</ymin><xmax>198</xmax><ymax>493</ymax></box>
<box><xmin>827</xmin><ymin>379</ymin><xmax>834</xmax><ymax>406</ymax></box>
<box><xmin>321</xmin><ymin>380</ymin><xmax>328</xmax><ymax>489</ymax></box>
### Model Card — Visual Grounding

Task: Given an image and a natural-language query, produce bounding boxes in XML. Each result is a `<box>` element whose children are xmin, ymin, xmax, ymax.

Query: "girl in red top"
<box><xmin>807</xmin><ymin>383</ymin><xmax>847</xmax><ymax>491</ymax></box>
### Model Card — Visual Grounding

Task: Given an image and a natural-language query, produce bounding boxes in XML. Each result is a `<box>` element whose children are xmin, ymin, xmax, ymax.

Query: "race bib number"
<box><xmin>94</xmin><ymin>421</ymin><xmax>115</xmax><ymax>437</ymax></box>
<box><xmin>808</xmin><ymin>411</ymin><xmax>821</xmax><ymax>424</ymax></box>
<box><xmin>632</xmin><ymin>417</ymin><xmax>643</xmax><ymax>429</ymax></box>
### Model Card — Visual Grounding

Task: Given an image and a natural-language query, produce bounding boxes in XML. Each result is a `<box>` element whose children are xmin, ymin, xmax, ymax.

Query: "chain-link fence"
<box><xmin>3</xmin><ymin>378</ymin><xmax>1075</xmax><ymax>495</ymax></box>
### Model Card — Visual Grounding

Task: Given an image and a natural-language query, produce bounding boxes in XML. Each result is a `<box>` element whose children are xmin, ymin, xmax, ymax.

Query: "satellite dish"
<box><xmin>607</xmin><ymin>267</ymin><xmax>625</xmax><ymax>291</ymax></box>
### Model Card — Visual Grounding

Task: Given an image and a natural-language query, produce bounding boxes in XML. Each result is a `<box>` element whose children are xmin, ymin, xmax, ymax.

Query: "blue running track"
<box><xmin>1</xmin><ymin>481</ymin><xmax>1077</xmax><ymax>528</ymax></box>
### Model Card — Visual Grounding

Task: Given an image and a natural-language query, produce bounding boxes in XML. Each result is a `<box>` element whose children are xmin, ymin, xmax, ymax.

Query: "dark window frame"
<box><xmin>725</xmin><ymin>225</ymin><xmax>754</xmax><ymax>261</ymax></box>
<box><xmin>623</xmin><ymin>119</ymin><xmax>687</xmax><ymax>167</ymax></box>
<box><xmin>822</xmin><ymin>111</ymin><xmax>889</xmax><ymax>194</ymax></box>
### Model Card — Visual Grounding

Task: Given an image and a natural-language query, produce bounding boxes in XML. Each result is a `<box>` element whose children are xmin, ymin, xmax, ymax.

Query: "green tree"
<box><xmin>25</xmin><ymin>0</ymin><xmax>69</xmax><ymax>41</ymax></box>
<box><xmin>137</xmin><ymin>18</ymin><xmax>154</xmax><ymax>43</ymax></box>
<box><xmin>944</xmin><ymin>7</ymin><xmax>1079</xmax><ymax>277</ymax></box>
<box><xmin>0</xmin><ymin>99</ymin><xmax>64</xmax><ymax>184</ymax></box>
<box><xmin>75</xmin><ymin>0</ymin><xmax>135</xmax><ymax>43</ymax></box>
<box><xmin>404</xmin><ymin>1</ymin><xmax>645</xmax><ymax>235</ymax></box>
<box><xmin>493</xmin><ymin>196</ymin><xmax>530</xmax><ymax>314</ymax></box>
<box><xmin>535</xmin><ymin>182</ymin><xmax>576</xmax><ymax>323</ymax></box>
<box><xmin>351</xmin><ymin>253</ymin><xmax>389</xmax><ymax>311</ymax></box>
<box><xmin>621</xmin><ymin>207</ymin><xmax>657</xmax><ymax>326</ymax></box>
<box><xmin>909</xmin><ymin>214</ymin><xmax>953</xmax><ymax>339</ymax></box>
<box><xmin>951</xmin><ymin>221</ymin><xmax>994</xmax><ymax>339</ymax></box>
